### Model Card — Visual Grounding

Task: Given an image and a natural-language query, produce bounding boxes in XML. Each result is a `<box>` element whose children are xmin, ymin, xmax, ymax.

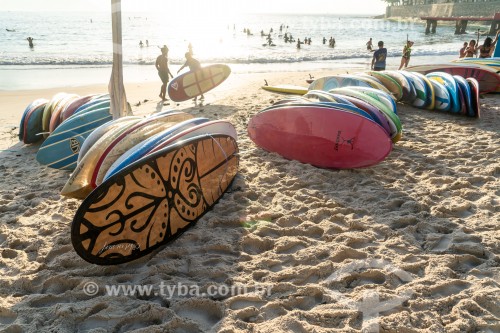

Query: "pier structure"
<box><xmin>421</xmin><ymin>13</ymin><xmax>500</xmax><ymax>35</ymax></box>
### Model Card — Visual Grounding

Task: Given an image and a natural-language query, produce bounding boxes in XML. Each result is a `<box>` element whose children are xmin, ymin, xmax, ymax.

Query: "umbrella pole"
<box><xmin>109</xmin><ymin>0</ymin><xmax>131</xmax><ymax>119</ymax></box>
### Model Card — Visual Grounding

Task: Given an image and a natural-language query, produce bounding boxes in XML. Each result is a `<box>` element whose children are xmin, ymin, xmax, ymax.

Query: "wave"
<box><xmin>0</xmin><ymin>50</ymin><xmax>458</xmax><ymax>66</ymax></box>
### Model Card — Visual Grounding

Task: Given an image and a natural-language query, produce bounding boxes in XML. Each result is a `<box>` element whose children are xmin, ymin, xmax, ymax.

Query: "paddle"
<box><xmin>476</xmin><ymin>29</ymin><xmax>480</xmax><ymax>58</ymax></box>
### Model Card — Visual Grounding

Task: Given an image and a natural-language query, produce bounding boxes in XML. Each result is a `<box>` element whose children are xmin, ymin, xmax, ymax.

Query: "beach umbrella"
<box><xmin>109</xmin><ymin>0</ymin><xmax>132</xmax><ymax>119</ymax></box>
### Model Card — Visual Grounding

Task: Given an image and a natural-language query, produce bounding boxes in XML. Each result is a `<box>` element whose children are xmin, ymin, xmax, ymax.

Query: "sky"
<box><xmin>0</xmin><ymin>0</ymin><xmax>387</xmax><ymax>15</ymax></box>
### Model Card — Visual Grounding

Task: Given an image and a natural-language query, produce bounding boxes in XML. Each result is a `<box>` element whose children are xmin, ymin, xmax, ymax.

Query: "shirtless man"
<box><xmin>155</xmin><ymin>45</ymin><xmax>173</xmax><ymax>101</ymax></box>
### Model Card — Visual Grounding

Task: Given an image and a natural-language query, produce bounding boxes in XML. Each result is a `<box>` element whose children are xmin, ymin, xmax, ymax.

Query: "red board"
<box><xmin>248</xmin><ymin>105</ymin><xmax>393</xmax><ymax>169</ymax></box>
<box><xmin>407</xmin><ymin>65</ymin><xmax>500</xmax><ymax>93</ymax></box>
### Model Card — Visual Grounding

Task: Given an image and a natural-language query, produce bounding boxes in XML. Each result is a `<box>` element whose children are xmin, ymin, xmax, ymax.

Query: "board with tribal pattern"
<box><xmin>71</xmin><ymin>134</ymin><xmax>238</xmax><ymax>265</ymax></box>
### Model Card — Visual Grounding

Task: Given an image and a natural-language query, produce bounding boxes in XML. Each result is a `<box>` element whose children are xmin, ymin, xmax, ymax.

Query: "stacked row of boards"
<box><xmin>265</xmin><ymin>70</ymin><xmax>483</xmax><ymax>118</ymax></box>
<box><xmin>19</xmin><ymin>93</ymin><xmax>113</xmax><ymax>170</ymax></box>
<box><xmin>250</xmin><ymin>85</ymin><xmax>402</xmax><ymax>169</ymax></box>
<box><xmin>19</xmin><ymin>98</ymin><xmax>240</xmax><ymax>266</ymax></box>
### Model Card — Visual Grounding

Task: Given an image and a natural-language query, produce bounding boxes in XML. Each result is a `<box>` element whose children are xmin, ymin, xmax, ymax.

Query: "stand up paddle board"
<box><xmin>262</xmin><ymin>84</ymin><xmax>308</xmax><ymax>95</ymax></box>
<box><xmin>71</xmin><ymin>134</ymin><xmax>239</xmax><ymax>265</ymax></box>
<box><xmin>248</xmin><ymin>105</ymin><xmax>393</xmax><ymax>169</ymax></box>
<box><xmin>406</xmin><ymin>64</ymin><xmax>500</xmax><ymax>93</ymax></box>
<box><xmin>168</xmin><ymin>64</ymin><xmax>231</xmax><ymax>102</ymax></box>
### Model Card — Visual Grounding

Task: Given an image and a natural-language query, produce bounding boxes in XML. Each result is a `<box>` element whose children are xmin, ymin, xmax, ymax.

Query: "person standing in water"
<box><xmin>398</xmin><ymin>40</ymin><xmax>414</xmax><ymax>70</ymax></box>
<box><xmin>177</xmin><ymin>52</ymin><xmax>204</xmax><ymax>101</ymax></box>
<box><xmin>27</xmin><ymin>37</ymin><xmax>34</xmax><ymax>48</ymax></box>
<box><xmin>155</xmin><ymin>45</ymin><xmax>174</xmax><ymax>101</ymax></box>
<box><xmin>366</xmin><ymin>38</ymin><xmax>373</xmax><ymax>51</ymax></box>
<box><xmin>459</xmin><ymin>42</ymin><xmax>468</xmax><ymax>58</ymax></box>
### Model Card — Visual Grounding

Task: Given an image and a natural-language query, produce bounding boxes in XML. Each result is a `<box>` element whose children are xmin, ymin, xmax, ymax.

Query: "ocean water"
<box><xmin>0</xmin><ymin>11</ymin><xmax>488</xmax><ymax>90</ymax></box>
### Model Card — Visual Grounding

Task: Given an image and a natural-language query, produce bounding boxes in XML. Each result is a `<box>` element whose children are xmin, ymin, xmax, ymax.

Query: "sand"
<box><xmin>0</xmin><ymin>71</ymin><xmax>499</xmax><ymax>333</ymax></box>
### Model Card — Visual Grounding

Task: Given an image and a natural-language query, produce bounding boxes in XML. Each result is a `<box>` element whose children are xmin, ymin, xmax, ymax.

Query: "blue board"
<box><xmin>426</xmin><ymin>72</ymin><xmax>460</xmax><ymax>113</ymax></box>
<box><xmin>36</xmin><ymin>107</ymin><xmax>112</xmax><ymax>170</ymax></box>
<box><xmin>73</xmin><ymin>98</ymin><xmax>110</xmax><ymax>116</ymax></box>
<box><xmin>103</xmin><ymin>117</ymin><xmax>210</xmax><ymax>180</ymax></box>
<box><xmin>453</xmin><ymin>75</ymin><xmax>473</xmax><ymax>117</ymax></box>
<box><xmin>24</xmin><ymin>103</ymin><xmax>47</xmax><ymax>144</ymax></box>
<box><xmin>401</xmin><ymin>72</ymin><xmax>428</xmax><ymax>109</ymax></box>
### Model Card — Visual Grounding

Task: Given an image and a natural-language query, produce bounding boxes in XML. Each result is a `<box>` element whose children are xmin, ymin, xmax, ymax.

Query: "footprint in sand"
<box><xmin>173</xmin><ymin>299</ymin><xmax>224</xmax><ymax>331</ymax></box>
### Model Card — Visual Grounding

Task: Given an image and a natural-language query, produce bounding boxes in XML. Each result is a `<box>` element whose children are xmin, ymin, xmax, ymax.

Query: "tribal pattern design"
<box><xmin>71</xmin><ymin>135</ymin><xmax>238</xmax><ymax>265</ymax></box>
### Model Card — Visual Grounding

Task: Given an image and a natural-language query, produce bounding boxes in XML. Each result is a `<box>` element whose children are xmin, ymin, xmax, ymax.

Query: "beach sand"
<box><xmin>0</xmin><ymin>71</ymin><xmax>499</xmax><ymax>332</ymax></box>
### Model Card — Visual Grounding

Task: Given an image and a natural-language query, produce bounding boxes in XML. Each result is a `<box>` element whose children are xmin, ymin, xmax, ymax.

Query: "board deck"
<box><xmin>308</xmin><ymin>75</ymin><xmax>372</xmax><ymax>91</ymax></box>
<box><xmin>71</xmin><ymin>134</ymin><xmax>239</xmax><ymax>265</ymax></box>
<box><xmin>426</xmin><ymin>73</ymin><xmax>460</xmax><ymax>113</ymax></box>
<box><xmin>248</xmin><ymin>105</ymin><xmax>393</xmax><ymax>169</ymax></box>
<box><xmin>429</xmin><ymin>80</ymin><xmax>451</xmax><ymax>112</ymax></box>
<box><xmin>406</xmin><ymin>64</ymin><xmax>500</xmax><ymax>93</ymax></box>
<box><xmin>168</xmin><ymin>64</ymin><xmax>231</xmax><ymax>102</ymax></box>
<box><xmin>104</xmin><ymin>118</ymin><xmax>210</xmax><ymax>181</ymax></box>
<box><xmin>36</xmin><ymin>107</ymin><xmax>113</xmax><ymax>170</ymax></box>
<box><xmin>466</xmin><ymin>78</ymin><xmax>480</xmax><ymax>118</ymax></box>
<box><xmin>23</xmin><ymin>102</ymin><xmax>48</xmax><ymax>144</ymax></box>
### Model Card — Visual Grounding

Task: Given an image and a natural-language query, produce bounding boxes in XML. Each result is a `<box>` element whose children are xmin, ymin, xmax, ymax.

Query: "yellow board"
<box><xmin>262</xmin><ymin>84</ymin><xmax>308</xmax><ymax>95</ymax></box>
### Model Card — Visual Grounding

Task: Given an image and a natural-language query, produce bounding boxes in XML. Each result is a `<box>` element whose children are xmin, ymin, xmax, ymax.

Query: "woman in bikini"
<box><xmin>398</xmin><ymin>40</ymin><xmax>414</xmax><ymax>70</ymax></box>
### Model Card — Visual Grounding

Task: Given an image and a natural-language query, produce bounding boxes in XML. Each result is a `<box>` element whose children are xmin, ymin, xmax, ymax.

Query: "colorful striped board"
<box><xmin>42</xmin><ymin>93</ymin><xmax>68</xmax><ymax>137</ymax></box>
<box><xmin>49</xmin><ymin>94</ymin><xmax>79</xmax><ymax>133</ymax></box>
<box><xmin>338</xmin><ymin>86</ymin><xmax>397</xmax><ymax>114</ymax></box>
<box><xmin>308</xmin><ymin>75</ymin><xmax>372</xmax><ymax>91</ymax></box>
<box><xmin>261</xmin><ymin>101</ymin><xmax>376</xmax><ymax>123</ymax></box>
<box><xmin>23</xmin><ymin>100</ymin><xmax>48</xmax><ymax>144</ymax></box>
<box><xmin>334</xmin><ymin>95</ymin><xmax>392</xmax><ymax>136</ymax></box>
<box><xmin>70</xmin><ymin>134</ymin><xmax>239</xmax><ymax>265</ymax></box>
<box><xmin>400</xmin><ymin>71</ymin><xmax>428</xmax><ymax>109</ymax></box>
<box><xmin>466</xmin><ymin>78</ymin><xmax>480</xmax><ymax>118</ymax></box>
<box><xmin>367</xmin><ymin>71</ymin><xmax>403</xmax><ymax>101</ymax></box>
<box><xmin>104</xmin><ymin>118</ymin><xmax>210</xmax><ymax>181</ymax></box>
<box><xmin>91</xmin><ymin>113</ymin><xmax>194</xmax><ymax>188</ymax></box>
<box><xmin>36</xmin><ymin>107</ymin><xmax>113</xmax><ymax>170</ymax></box>
<box><xmin>410</xmin><ymin>72</ymin><xmax>435</xmax><ymax>110</ymax></box>
<box><xmin>248</xmin><ymin>105</ymin><xmax>393</xmax><ymax>169</ymax></box>
<box><xmin>168</xmin><ymin>64</ymin><xmax>231</xmax><ymax>102</ymax></box>
<box><xmin>429</xmin><ymin>80</ymin><xmax>451</xmax><ymax>112</ymax></box>
<box><xmin>62</xmin><ymin>119</ymin><xmax>147</xmax><ymax>199</ymax></box>
<box><xmin>452</xmin><ymin>58</ymin><xmax>500</xmax><ymax>72</ymax></box>
<box><xmin>77</xmin><ymin>116</ymin><xmax>143</xmax><ymax>163</ymax></box>
<box><xmin>329</xmin><ymin>87</ymin><xmax>402</xmax><ymax>143</ymax></box>
<box><xmin>148</xmin><ymin>120</ymin><xmax>238</xmax><ymax>155</ymax></box>
<box><xmin>426</xmin><ymin>73</ymin><xmax>460</xmax><ymax>113</ymax></box>
<box><xmin>60</xmin><ymin>95</ymin><xmax>94</xmax><ymax>122</ymax></box>
<box><xmin>382</xmin><ymin>70</ymin><xmax>416</xmax><ymax>103</ymax></box>
<box><xmin>262</xmin><ymin>84</ymin><xmax>308</xmax><ymax>95</ymax></box>
<box><xmin>453</xmin><ymin>75</ymin><xmax>473</xmax><ymax>117</ymax></box>
<box><xmin>406</xmin><ymin>63</ymin><xmax>500</xmax><ymax>93</ymax></box>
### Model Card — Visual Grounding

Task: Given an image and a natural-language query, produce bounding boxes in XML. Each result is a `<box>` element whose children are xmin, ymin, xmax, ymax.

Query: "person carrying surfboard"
<box><xmin>155</xmin><ymin>45</ymin><xmax>174</xmax><ymax>101</ymax></box>
<box><xmin>398</xmin><ymin>40</ymin><xmax>414</xmax><ymax>70</ymax></box>
<box><xmin>478</xmin><ymin>31</ymin><xmax>500</xmax><ymax>58</ymax></box>
<box><xmin>177</xmin><ymin>52</ymin><xmax>204</xmax><ymax>101</ymax></box>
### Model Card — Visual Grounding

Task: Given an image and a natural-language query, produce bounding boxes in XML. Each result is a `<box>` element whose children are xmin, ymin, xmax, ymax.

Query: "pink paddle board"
<box><xmin>248</xmin><ymin>105</ymin><xmax>393</xmax><ymax>169</ymax></box>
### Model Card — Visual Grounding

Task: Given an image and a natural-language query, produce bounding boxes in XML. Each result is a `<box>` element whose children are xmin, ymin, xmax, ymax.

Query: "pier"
<box><xmin>421</xmin><ymin>13</ymin><xmax>500</xmax><ymax>35</ymax></box>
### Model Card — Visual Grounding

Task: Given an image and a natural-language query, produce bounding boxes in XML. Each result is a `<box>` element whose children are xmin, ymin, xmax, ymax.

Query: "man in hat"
<box><xmin>155</xmin><ymin>45</ymin><xmax>173</xmax><ymax>101</ymax></box>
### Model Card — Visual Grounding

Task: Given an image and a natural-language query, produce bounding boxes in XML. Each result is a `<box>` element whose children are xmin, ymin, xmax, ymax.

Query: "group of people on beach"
<box><xmin>459</xmin><ymin>30</ymin><xmax>499</xmax><ymax>58</ymax></box>
<box><xmin>155</xmin><ymin>44</ymin><xmax>203</xmax><ymax>102</ymax></box>
<box><xmin>369</xmin><ymin>38</ymin><xmax>414</xmax><ymax>71</ymax></box>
